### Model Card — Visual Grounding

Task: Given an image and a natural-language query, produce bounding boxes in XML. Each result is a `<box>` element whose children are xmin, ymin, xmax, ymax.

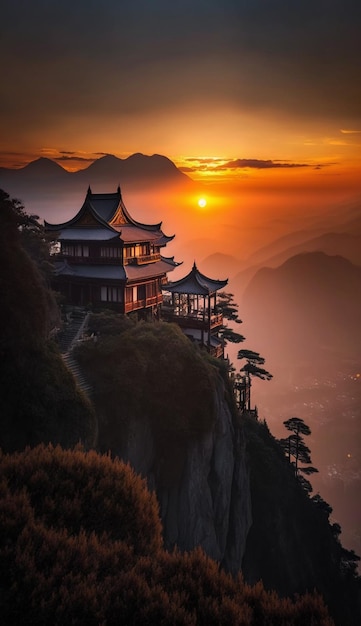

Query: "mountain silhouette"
<box><xmin>0</xmin><ymin>153</ymin><xmax>194</xmax><ymax>216</ymax></box>
<box><xmin>231</xmin><ymin>221</ymin><xmax>361</xmax><ymax>299</ymax></box>
<box><xmin>0</xmin><ymin>153</ymin><xmax>191</xmax><ymax>188</ymax></box>
<box><xmin>241</xmin><ymin>251</ymin><xmax>361</xmax><ymax>376</ymax></box>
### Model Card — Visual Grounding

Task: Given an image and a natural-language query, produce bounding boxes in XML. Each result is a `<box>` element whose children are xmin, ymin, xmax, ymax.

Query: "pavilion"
<box><xmin>161</xmin><ymin>262</ymin><xmax>228</xmax><ymax>358</ymax></box>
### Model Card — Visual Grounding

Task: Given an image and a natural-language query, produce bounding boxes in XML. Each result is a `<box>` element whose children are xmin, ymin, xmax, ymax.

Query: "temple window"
<box><xmin>100</xmin><ymin>246</ymin><xmax>122</xmax><ymax>258</ymax></box>
<box><xmin>62</xmin><ymin>244</ymin><xmax>89</xmax><ymax>257</ymax></box>
<box><xmin>100</xmin><ymin>286</ymin><xmax>123</xmax><ymax>302</ymax></box>
<box><xmin>124</xmin><ymin>243</ymin><xmax>149</xmax><ymax>258</ymax></box>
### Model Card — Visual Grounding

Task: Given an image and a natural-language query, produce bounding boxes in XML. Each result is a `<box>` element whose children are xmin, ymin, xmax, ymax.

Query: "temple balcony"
<box><xmin>54</xmin><ymin>254</ymin><xmax>124</xmax><ymax>265</ymax></box>
<box><xmin>161</xmin><ymin>306</ymin><xmax>223</xmax><ymax>330</ymax></box>
<box><xmin>209</xmin><ymin>343</ymin><xmax>224</xmax><ymax>359</ymax></box>
<box><xmin>124</xmin><ymin>293</ymin><xmax>163</xmax><ymax>313</ymax></box>
<box><xmin>125</xmin><ymin>253</ymin><xmax>161</xmax><ymax>266</ymax></box>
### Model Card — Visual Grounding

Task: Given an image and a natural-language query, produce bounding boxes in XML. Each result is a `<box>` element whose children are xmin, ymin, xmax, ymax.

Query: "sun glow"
<box><xmin>198</xmin><ymin>197</ymin><xmax>207</xmax><ymax>208</ymax></box>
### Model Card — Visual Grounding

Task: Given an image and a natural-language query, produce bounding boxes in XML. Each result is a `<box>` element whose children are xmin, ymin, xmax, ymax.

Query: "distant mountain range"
<box><xmin>0</xmin><ymin>153</ymin><xmax>194</xmax><ymax>206</ymax></box>
<box><xmin>241</xmin><ymin>251</ymin><xmax>361</xmax><ymax>376</ymax></box>
<box><xmin>0</xmin><ymin>153</ymin><xmax>193</xmax><ymax>183</ymax></box>
<box><xmin>223</xmin><ymin>205</ymin><xmax>361</xmax><ymax>298</ymax></box>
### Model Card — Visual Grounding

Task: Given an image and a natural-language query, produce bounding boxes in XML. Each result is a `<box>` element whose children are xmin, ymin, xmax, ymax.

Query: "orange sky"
<box><xmin>1</xmin><ymin>2</ymin><xmax>360</xmax><ymax>203</ymax></box>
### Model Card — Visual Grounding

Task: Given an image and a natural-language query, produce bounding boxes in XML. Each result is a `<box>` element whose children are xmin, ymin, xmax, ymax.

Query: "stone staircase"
<box><xmin>58</xmin><ymin>308</ymin><xmax>93</xmax><ymax>398</ymax></box>
<box><xmin>57</xmin><ymin>308</ymin><xmax>89</xmax><ymax>353</ymax></box>
<box><xmin>62</xmin><ymin>352</ymin><xmax>93</xmax><ymax>397</ymax></box>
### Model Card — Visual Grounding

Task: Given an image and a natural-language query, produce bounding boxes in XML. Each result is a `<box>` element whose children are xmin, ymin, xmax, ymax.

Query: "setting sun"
<box><xmin>198</xmin><ymin>197</ymin><xmax>207</xmax><ymax>208</ymax></box>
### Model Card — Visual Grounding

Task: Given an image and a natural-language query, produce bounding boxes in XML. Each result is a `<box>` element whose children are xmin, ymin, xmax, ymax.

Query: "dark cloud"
<box><xmin>1</xmin><ymin>1</ymin><xmax>360</xmax><ymax>134</ymax></box>
<box><xmin>218</xmin><ymin>159</ymin><xmax>310</xmax><ymax>170</ymax></box>
<box><xmin>180</xmin><ymin>158</ymin><xmax>313</xmax><ymax>172</ymax></box>
<box><xmin>185</xmin><ymin>158</ymin><xmax>226</xmax><ymax>164</ymax></box>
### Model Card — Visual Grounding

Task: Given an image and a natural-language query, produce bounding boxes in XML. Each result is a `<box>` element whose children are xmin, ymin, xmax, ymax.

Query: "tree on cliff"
<box><xmin>236</xmin><ymin>349</ymin><xmax>273</xmax><ymax>411</ymax></box>
<box><xmin>216</xmin><ymin>293</ymin><xmax>272</xmax><ymax>411</ymax></box>
<box><xmin>216</xmin><ymin>292</ymin><xmax>245</xmax><ymax>344</ymax></box>
<box><xmin>280</xmin><ymin>417</ymin><xmax>318</xmax><ymax>492</ymax></box>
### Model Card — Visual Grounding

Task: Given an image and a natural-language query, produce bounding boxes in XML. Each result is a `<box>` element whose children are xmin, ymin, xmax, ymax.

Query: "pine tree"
<box><xmin>280</xmin><ymin>417</ymin><xmax>318</xmax><ymax>491</ymax></box>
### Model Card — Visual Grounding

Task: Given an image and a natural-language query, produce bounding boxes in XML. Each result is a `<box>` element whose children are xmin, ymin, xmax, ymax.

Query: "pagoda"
<box><xmin>161</xmin><ymin>262</ymin><xmax>228</xmax><ymax>358</ymax></box>
<box><xmin>45</xmin><ymin>187</ymin><xmax>179</xmax><ymax>315</ymax></box>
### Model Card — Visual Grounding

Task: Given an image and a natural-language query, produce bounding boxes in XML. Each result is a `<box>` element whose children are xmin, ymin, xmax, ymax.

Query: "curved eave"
<box><xmin>165</xmin><ymin>263</ymin><xmax>228</xmax><ymax>295</ymax></box>
<box><xmin>125</xmin><ymin>257</ymin><xmax>179</xmax><ymax>281</ymax></box>
<box><xmin>57</xmin><ymin>228</ymin><xmax>120</xmax><ymax>242</ymax></box>
<box><xmin>121</xmin><ymin>200</ymin><xmax>163</xmax><ymax>231</ymax></box>
<box><xmin>165</xmin><ymin>275</ymin><xmax>210</xmax><ymax>296</ymax></box>
<box><xmin>113</xmin><ymin>224</ymin><xmax>175</xmax><ymax>245</ymax></box>
<box><xmin>53</xmin><ymin>260</ymin><xmax>126</xmax><ymax>280</ymax></box>
<box><xmin>157</xmin><ymin>234</ymin><xmax>175</xmax><ymax>246</ymax></box>
<box><xmin>161</xmin><ymin>255</ymin><xmax>182</xmax><ymax>266</ymax></box>
<box><xmin>45</xmin><ymin>199</ymin><xmax>119</xmax><ymax>234</ymax></box>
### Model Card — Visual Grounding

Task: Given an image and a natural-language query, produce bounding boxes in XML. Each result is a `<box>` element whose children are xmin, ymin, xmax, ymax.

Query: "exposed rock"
<box><xmin>117</xmin><ymin>380</ymin><xmax>252</xmax><ymax>573</ymax></box>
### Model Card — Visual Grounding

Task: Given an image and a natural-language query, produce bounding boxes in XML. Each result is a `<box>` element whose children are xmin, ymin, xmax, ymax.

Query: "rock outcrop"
<box><xmin>117</xmin><ymin>381</ymin><xmax>252</xmax><ymax>573</ymax></box>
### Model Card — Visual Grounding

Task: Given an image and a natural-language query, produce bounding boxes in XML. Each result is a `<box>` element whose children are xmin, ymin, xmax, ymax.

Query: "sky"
<box><xmin>1</xmin><ymin>0</ymin><xmax>361</xmax><ymax>200</ymax></box>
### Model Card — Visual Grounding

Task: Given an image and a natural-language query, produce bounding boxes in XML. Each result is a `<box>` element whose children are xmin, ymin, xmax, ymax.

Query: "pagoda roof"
<box><xmin>55</xmin><ymin>227</ymin><xmax>119</xmax><ymax>242</ymax></box>
<box><xmin>45</xmin><ymin>187</ymin><xmax>174</xmax><ymax>245</ymax></box>
<box><xmin>53</xmin><ymin>256</ymin><xmax>179</xmax><ymax>282</ymax></box>
<box><xmin>53</xmin><ymin>260</ymin><xmax>126</xmax><ymax>280</ymax></box>
<box><xmin>45</xmin><ymin>187</ymin><xmax>162</xmax><ymax>231</ymax></box>
<box><xmin>125</xmin><ymin>256</ymin><xmax>180</xmax><ymax>281</ymax></box>
<box><xmin>164</xmin><ymin>262</ymin><xmax>228</xmax><ymax>295</ymax></box>
<box><xmin>113</xmin><ymin>223</ymin><xmax>174</xmax><ymax>246</ymax></box>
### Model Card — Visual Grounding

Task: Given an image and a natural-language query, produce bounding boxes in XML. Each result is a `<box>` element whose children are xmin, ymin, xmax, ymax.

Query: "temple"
<box><xmin>161</xmin><ymin>262</ymin><xmax>228</xmax><ymax>358</ymax></box>
<box><xmin>45</xmin><ymin>187</ymin><xmax>179</xmax><ymax>316</ymax></box>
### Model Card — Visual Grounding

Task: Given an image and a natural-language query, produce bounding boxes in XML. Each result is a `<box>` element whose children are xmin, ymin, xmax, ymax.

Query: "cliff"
<box><xmin>75</xmin><ymin>316</ymin><xmax>252</xmax><ymax>572</ymax></box>
<box><xmin>115</xmin><ymin>380</ymin><xmax>252</xmax><ymax>573</ymax></box>
<box><xmin>241</xmin><ymin>417</ymin><xmax>361</xmax><ymax>626</ymax></box>
<box><xmin>75</xmin><ymin>313</ymin><xmax>361</xmax><ymax>625</ymax></box>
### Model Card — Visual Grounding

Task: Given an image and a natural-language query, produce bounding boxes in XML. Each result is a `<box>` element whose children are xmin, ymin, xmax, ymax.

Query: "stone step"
<box><xmin>59</xmin><ymin>310</ymin><xmax>93</xmax><ymax>399</ymax></box>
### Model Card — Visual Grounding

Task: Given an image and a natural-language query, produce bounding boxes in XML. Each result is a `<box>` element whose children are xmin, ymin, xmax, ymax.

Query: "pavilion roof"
<box><xmin>164</xmin><ymin>262</ymin><xmax>228</xmax><ymax>296</ymax></box>
<box><xmin>45</xmin><ymin>187</ymin><xmax>174</xmax><ymax>244</ymax></box>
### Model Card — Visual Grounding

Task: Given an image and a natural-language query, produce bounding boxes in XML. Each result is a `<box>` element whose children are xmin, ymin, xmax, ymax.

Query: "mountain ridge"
<box><xmin>0</xmin><ymin>152</ymin><xmax>195</xmax><ymax>219</ymax></box>
<box><xmin>0</xmin><ymin>152</ymin><xmax>192</xmax><ymax>182</ymax></box>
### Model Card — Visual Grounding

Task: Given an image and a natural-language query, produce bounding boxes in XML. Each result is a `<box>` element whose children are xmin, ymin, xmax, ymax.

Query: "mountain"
<box><xmin>230</xmin><ymin>218</ymin><xmax>361</xmax><ymax>299</ymax></box>
<box><xmin>19</xmin><ymin>157</ymin><xmax>70</xmax><ymax>179</ymax></box>
<box><xmin>0</xmin><ymin>153</ymin><xmax>191</xmax><ymax>185</ymax></box>
<box><xmin>241</xmin><ymin>251</ymin><xmax>361</xmax><ymax>374</ymax></box>
<box><xmin>73</xmin><ymin>153</ymin><xmax>192</xmax><ymax>187</ymax></box>
<box><xmin>0</xmin><ymin>153</ymin><xmax>194</xmax><ymax>217</ymax></box>
<box><xmin>200</xmin><ymin>252</ymin><xmax>242</xmax><ymax>281</ymax></box>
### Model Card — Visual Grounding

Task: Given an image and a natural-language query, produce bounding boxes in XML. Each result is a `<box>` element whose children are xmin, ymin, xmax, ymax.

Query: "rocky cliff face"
<box><xmin>116</xmin><ymin>381</ymin><xmax>252</xmax><ymax>574</ymax></box>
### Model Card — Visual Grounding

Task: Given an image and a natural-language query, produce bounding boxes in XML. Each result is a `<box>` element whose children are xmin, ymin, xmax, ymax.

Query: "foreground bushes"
<box><xmin>0</xmin><ymin>445</ymin><xmax>333</xmax><ymax>625</ymax></box>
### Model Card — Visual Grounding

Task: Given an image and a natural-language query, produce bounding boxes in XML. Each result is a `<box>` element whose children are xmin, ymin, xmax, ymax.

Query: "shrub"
<box><xmin>0</xmin><ymin>445</ymin><xmax>334</xmax><ymax>625</ymax></box>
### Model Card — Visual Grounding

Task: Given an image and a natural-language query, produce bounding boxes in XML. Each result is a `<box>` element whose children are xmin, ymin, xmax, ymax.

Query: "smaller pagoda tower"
<box><xmin>161</xmin><ymin>262</ymin><xmax>228</xmax><ymax>358</ymax></box>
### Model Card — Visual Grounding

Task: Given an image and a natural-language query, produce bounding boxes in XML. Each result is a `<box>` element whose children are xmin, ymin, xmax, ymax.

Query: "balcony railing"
<box><xmin>161</xmin><ymin>307</ymin><xmax>223</xmax><ymax>329</ymax></box>
<box><xmin>52</xmin><ymin>252</ymin><xmax>161</xmax><ymax>265</ymax></box>
<box><xmin>125</xmin><ymin>253</ymin><xmax>161</xmax><ymax>265</ymax></box>
<box><xmin>209</xmin><ymin>343</ymin><xmax>224</xmax><ymax>359</ymax></box>
<box><xmin>124</xmin><ymin>294</ymin><xmax>163</xmax><ymax>313</ymax></box>
<box><xmin>54</xmin><ymin>254</ymin><xmax>123</xmax><ymax>265</ymax></box>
